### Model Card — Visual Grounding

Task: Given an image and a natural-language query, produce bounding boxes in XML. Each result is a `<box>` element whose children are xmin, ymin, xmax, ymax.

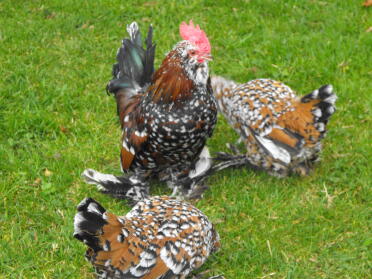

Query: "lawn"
<box><xmin>0</xmin><ymin>0</ymin><xmax>371</xmax><ymax>278</ymax></box>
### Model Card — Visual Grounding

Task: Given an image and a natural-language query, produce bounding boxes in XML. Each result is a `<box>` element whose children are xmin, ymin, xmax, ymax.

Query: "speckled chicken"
<box><xmin>73</xmin><ymin>196</ymin><xmax>221</xmax><ymax>279</ymax></box>
<box><xmin>212</xmin><ymin>76</ymin><xmax>337</xmax><ymax>176</ymax></box>
<box><xmin>83</xmin><ymin>21</ymin><xmax>217</xmax><ymax>202</ymax></box>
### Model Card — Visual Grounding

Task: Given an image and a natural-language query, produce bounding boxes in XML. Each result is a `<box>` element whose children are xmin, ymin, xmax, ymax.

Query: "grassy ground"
<box><xmin>0</xmin><ymin>0</ymin><xmax>371</xmax><ymax>278</ymax></box>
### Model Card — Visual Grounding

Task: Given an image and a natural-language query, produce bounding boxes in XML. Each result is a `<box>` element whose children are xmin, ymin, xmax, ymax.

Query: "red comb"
<box><xmin>179</xmin><ymin>20</ymin><xmax>211</xmax><ymax>54</ymax></box>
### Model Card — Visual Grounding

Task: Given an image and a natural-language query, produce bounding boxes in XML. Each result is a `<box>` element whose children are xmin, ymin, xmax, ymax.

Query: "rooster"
<box><xmin>211</xmin><ymin>76</ymin><xmax>337</xmax><ymax>176</ymax></box>
<box><xmin>83</xmin><ymin>21</ymin><xmax>217</xmax><ymax>202</ymax></box>
<box><xmin>73</xmin><ymin>196</ymin><xmax>222</xmax><ymax>279</ymax></box>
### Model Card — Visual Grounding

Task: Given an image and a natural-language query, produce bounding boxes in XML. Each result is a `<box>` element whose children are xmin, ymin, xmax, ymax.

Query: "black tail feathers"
<box><xmin>73</xmin><ymin>197</ymin><xmax>107</xmax><ymax>252</ymax></box>
<box><xmin>107</xmin><ymin>22</ymin><xmax>156</xmax><ymax>95</ymax></box>
<box><xmin>301</xmin><ymin>84</ymin><xmax>337</xmax><ymax>126</ymax></box>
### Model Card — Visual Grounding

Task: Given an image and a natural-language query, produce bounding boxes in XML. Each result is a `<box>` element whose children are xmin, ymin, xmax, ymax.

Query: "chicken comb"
<box><xmin>180</xmin><ymin>20</ymin><xmax>211</xmax><ymax>54</ymax></box>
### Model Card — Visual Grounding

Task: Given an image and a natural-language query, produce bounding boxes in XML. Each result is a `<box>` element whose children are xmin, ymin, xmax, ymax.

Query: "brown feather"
<box><xmin>149</xmin><ymin>53</ymin><xmax>193</xmax><ymax>104</ymax></box>
<box><xmin>277</xmin><ymin>99</ymin><xmax>321</xmax><ymax>145</ymax></box>
<box><xmin>120</xmin><ymin>113</ymin><xmax>148</xmax><ymax>171</ymax></box>
<box><xmin>117</xmin><ymin>93</ymin><xmax>142</xmax><ymax>129</ymax></box>
<box><xmin>267</xmin><ymin>128</ymin><xmax>299</xmax><ymax>148</ymax></box>
<box><xmin>130</xmin><ymin>133</ymin><xmax>148</xmax><ymax>147</ymax></box>
<box><xmin>121</xmin><ymin>146</ymin><xmax>135</xmax><ymax>170</ymax></box>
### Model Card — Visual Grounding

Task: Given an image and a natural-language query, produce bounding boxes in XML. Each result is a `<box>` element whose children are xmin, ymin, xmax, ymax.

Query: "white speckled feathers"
<box><xmin>212</xmin><ymin>76</ymin><xmax>337</xmax><ymax>176</ymax></box>
<box><xmin>73</xmin><ymin>196</ymin><xmax>220</xmax><ymax>279</ymax></box>
<box><xmin>85</xmin><ymin>21</ymin><xmax>218</xmax><ymax>202</ymax></box>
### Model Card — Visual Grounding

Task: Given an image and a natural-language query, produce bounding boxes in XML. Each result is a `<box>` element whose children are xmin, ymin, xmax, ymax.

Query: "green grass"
<box><xmin>0</xmin><ymin>0</ymin><xmax>371</xmax><ymax>278</ymax></box>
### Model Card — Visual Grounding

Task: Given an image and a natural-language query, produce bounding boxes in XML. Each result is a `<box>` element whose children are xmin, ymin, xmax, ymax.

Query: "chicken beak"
<box><xmin>202</xmin><ymin>54</ymin><xmax>213</xmax><ymax>61</ymax></box>
<box><xmin>197</xmin><ymin>54</ymin><xmax>213</xmax><ymax>63</ymax></box>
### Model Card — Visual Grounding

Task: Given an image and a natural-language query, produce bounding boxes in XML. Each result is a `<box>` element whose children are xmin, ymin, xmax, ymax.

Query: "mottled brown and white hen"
<box><xmin>73</xmin><ymin>196</ymin><xmax>221</xmax><ymax>279</ymax></box>
<box><xmin>212</xmin><ymin>76</ymin><xmax>337</xmax><ymax>177</ymax></box>
<box><xmin>83</xmin><ymin>21</ymin><xmax>217</xmax><ymax>202</ymax></box>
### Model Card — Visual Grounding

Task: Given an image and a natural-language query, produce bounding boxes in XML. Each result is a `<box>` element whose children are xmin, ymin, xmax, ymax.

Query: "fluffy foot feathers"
<box><xmin>82</xmin><ymin>169</ymin><xmax>149</xmax><ymax>204</ymax></box>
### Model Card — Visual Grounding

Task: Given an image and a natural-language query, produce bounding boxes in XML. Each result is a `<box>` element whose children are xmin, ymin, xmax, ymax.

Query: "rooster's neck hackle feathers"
<box><xmin>149</xmin><ymin>53</ymin><xmax>194</xmax><ymax>104</ymax></box>
<box><xmin>149</xmin><ymin>39</ymin><xmax>211</xmax><ymax>104</ymax></box>
<box><xmin>145</xmin><ymin>21</ymin><xmax>211</xmax><ymax>104</ymax></box>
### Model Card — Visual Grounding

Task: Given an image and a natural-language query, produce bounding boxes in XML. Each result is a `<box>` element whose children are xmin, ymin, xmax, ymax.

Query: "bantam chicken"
<box><xmin>83</xmin><ymin>21</ymin><xmax>217</xmax><ymax>202</ymax></box>
<box><xmin>211</xmin><ymin>76</ymin><xmax>337</xmax><ymax>177</ymax></box>
<box><xmin>73</xmin><ymin>196</ymin><xmax>221</xmax><ymax>279</ymax></box>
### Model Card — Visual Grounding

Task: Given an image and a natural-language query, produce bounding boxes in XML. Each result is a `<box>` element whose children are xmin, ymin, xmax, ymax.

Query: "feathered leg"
<box><xmin>226</xmin><ymin>142</ymin><xmax>241</xmax><ymax>155</ymax></box>
<box><xmin>214</xmin><ymin>140</ymin><xmax>247</xmax><ymax>159</ymax></box>
<box><xmin>82</xmin><ymin>169</ymin><xmax>149</xmax><ymax>204</ymax></box>
<box><xmin>171</xmin><ymin>149</ymin><xmax>253</xmax><ymax>200</ymax></box>
<box><xmin>170</xmin><ymin>147</ymin><xmax>212</xmax><ymax>200</ymax></box>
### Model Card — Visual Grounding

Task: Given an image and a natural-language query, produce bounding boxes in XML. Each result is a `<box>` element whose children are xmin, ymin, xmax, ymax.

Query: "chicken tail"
<box><xmin>73</xmin><ymin>197</ymin><xmax>108</xmax><ymax>252</ymax></box>
<box><xmin>73</xmin><ymin>197</ymin><xmax>130</xmax><ymax>273</ymax></box>
<box><xmin>300</xmin><ymin>84</ymin><xmax>337</xmax><ymax>138</ymax></box>
<box><xmin>273</xmin><ymin>84</ymin><xmax>337</xmax><ymax>174</ymax></box>
<box><xmin>106</xmin><ymin>22</ymin><xmax>156</xmax><ymax>122</ymax></box>
<box><xmin>277</xmin><ymin>84</ymin><xmax>336</xmax><ymax>144</ymax></box>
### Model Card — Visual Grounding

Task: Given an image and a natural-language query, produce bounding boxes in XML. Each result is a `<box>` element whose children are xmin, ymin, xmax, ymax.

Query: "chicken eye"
<box><xmin>189</xmin><ymin>50</ymin><xmax>196</xmax><ymax>55</ymax></box>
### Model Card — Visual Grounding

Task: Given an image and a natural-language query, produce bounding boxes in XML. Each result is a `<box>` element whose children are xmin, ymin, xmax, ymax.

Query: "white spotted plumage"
<box><xmin>73</xmin><ymin>196</ymin><xmax>220</xmax><ymax>279</ymax></box>
<box><xmin>212</xmin><ymin>76</ymin><xmax>337</xmax><ymax>176</ymax></box>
